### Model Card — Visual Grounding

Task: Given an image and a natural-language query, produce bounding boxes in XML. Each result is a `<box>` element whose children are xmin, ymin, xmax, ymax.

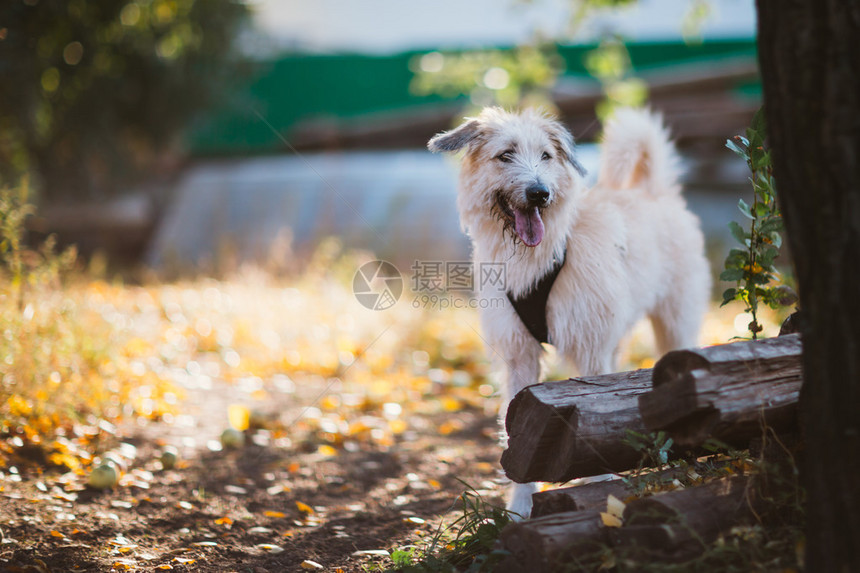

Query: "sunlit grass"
<box><xmin>0</xmin><ymin>203</ymin><xmax>789</xmax><ymax>475</ymax></box>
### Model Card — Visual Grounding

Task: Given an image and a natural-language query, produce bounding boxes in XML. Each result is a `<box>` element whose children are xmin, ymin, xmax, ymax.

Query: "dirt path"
<box><xmin>0</xmin><ymin>373</ymin><xmax>505</xmax><ymax>572</ymax></box>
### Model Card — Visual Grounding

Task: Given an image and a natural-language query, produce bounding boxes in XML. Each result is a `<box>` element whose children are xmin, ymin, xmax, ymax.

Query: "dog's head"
<box><xmin>428</xmin><ymin>107</ymin><xmax>585</xmax><ymax>248</ymax></box>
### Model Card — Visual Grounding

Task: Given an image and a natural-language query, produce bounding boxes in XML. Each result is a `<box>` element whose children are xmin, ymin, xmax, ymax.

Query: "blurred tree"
<box><xmin>410</xmin><ymin>0</ymin><xmax>715</xmax><ymax>119</ymax></box>
<box><xmin>0</xmin><ymin>0</ymin><xmax>249</xmax><ymax>201</ymax></box>
<box><xmin>410</xmin><ymin>0</ymin><xmax>656</xmax><ymax>118</ymax></box>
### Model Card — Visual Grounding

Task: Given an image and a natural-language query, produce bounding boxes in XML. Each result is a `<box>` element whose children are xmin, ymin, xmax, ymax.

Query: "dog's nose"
<box><xmin>525</xmin><ymin>184</ymin><xmax>550</xmax><ymax>207</ymax></box>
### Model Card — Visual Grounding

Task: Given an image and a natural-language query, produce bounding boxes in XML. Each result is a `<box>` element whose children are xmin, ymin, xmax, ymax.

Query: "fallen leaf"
<box><xmin>300</xmin><ymin>560</ymin><xmax>324</xmax><ymax>570</ymax></box>
<box><xmin>50</xmin><ymin>530</ymin><xmax>66</xmax><ymax>538</ymax></box>
<box><xmin>248</xmin><ymin>527</ymin><xmax>273</xmax><ymax>535</ymax></box>
<box><xmin>295</xmin><ymin>501</ymin><xmax>314</xmax><ymax>515</ymax></box>
<box><xmin>256</xmin><ymin>543</ymin><xmax>285</xmax><ymax>554</ymax></box>
<box><xmin>214</xmin><ymin>516</ymin><xmax>233</xmax><ymax>526</ymax></box>
<box><xmin>600</xmin><ymin>512</ymin><xmax>623</xmax><ymax>528</ymax></box>
<box><xmin>264</xmin><ymin>510</ymin><xmax>286</xmax><ymax>518</ymax></box>
<box><xmin>352</xmin><ymin>549</ymin><xmax>390</xmax><ymax>557</ymax></box>
<box><xmin>228</xmin><ymin>404</ymin><xmax>250</xmax><ymax>431</ymax></box>
<box><xmin>606</xmin><ymin>494</ymin><xmax>625</xmax><ymax>520</ymax></box>
<box><xmin>317</xmin><ymin>444</ymin><xmax>337</xmax><ymax>457</ymax></box>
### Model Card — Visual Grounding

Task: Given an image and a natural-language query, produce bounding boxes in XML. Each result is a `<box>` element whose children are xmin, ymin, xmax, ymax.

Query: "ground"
<box><xmin>0</xmin><ymin>245</ymin><xmax>767</xmax><ymax>572</ymax></box>
<box><xmin>0</xmin><ymin>374</ymin><xmax>503</xmax><ymax>572</ymax></box>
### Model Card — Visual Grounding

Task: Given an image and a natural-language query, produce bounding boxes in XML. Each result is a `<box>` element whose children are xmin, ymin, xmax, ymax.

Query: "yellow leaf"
<box><xmin>438</xmin><ymin>421</ymin><xmax>461</xmax><ymax>435</ymax></box>
<box><xmin>600</xmin><ymin>512</ymin><xmax>623</xmax><ymax>528</ymax></box>
<box><xmin>7</xmin><ymin>395</ymin><xmax>32</xmax><ymax>417</ymax></box>
<box><xmin>173</xmin><ymin>557</ymin><xmax>196</xmax><ymax>564</ymax></box>
<box><xmin>389</xmin><ymin>419</ymin><xmax>407</xmax><ymax>434</ymax></box>
<box><xmin>156</xmin><ymin>566</ymin><xmax>173</xmax><ymax>571</ymax></box>
<box><xmin>296</xmin><ymin>501</ymin><xmax>314</xmax><ymax>515</ymax></box>
<box><xmin>264</xmin><ymin>510</ymin><xmax>286</xmax><ymax>518</ymax></box>
<box><xmin>228</xmin><ymin>404</ymin><xmax>250</xmax><ymax>431</ymax></box>
<box><xmin>441</xmin><ymin>397</ymin><xmax>461</xmax><ymax>412</ymax></box>
<box><xmin>50</xmin><ymin>530</ymin><xmax>66</xmax><ymax>538</ymax></box>
<box><xmin>317</xmin><ymin>444</ymin><xmax>337</xmax><ymax>457</ymax></box>
<box><xmin>214</xmin><ymin>516</ymin><xmax>233</xmax><ymax>526</ymax></box>
<box><xmin>255</xmin><ymin>543</ymin><xmax>285</xmax><ymax>554</ymax></box>
<box><xmin>606</xmin><ymin>494</ymin><xmax>625</xmax><ymax>520</ymax></box>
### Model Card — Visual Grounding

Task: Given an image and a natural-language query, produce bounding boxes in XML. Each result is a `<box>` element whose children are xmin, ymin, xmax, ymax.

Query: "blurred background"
<box><xmin>1</xmin><ymin>0</ymin><xmax>760</xmax><ymax>271</ymax></box>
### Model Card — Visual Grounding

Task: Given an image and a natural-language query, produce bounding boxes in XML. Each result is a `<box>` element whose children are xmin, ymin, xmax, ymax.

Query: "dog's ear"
<box><xmin>428</xmin><ymin>119</ymin><xmax>482</xmax><ymax>153</ymax></box>
<box><xmin>549</xmin><ymin>123</ymin><xmax>587</xmax><ymax>177</ymax></box>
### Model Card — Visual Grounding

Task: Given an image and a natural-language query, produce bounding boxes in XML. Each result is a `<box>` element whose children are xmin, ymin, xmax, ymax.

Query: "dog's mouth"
<box><xmin>496</xmin><ymin>194</ymin><xmax>545</xmax><ymax>247</ymax></box>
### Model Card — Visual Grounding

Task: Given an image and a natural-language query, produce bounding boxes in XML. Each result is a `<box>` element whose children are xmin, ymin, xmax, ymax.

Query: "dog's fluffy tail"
<box><xmin>598</xmin><ymin>107</ymin><xmax>681</xmax><ymax>195</ymax></box>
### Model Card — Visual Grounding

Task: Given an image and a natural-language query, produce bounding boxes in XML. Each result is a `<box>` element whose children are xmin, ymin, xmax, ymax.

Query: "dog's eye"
<box><xmin>541</xmin><ymin>151</ymin><xmax>552</xmax><ymax>161</ymax></box>
<box><xmin>496</xmin><ymin>150</ymin><xmax>514</xmax><ymax>163</ymax></box>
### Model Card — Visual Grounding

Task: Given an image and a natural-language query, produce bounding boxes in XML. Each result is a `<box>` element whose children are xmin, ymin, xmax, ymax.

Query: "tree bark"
<box><xmin>756</xmin><ymin>1</ymin><xmax>860</xmax><ymax>570</ymax></box>
<box><xmin>638</xmin><ymin>334</ymin><xmax>802</xmax><ymax>447</ymax></box>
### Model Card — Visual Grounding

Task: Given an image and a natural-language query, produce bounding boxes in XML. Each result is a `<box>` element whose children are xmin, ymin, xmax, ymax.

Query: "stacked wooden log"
<box><xmin>497</xmin><ymin>334</ymin><xmax>802</xmax><ymax>570</ymax></box>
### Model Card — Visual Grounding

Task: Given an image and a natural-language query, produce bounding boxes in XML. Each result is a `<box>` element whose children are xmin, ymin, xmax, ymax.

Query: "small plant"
<box><xmin>720</xmin><ymin>108</ymin><xmax>796</xmax><ymax>338</ymax></box>
<box><xmin>0</xmin><ymin>178</ymin><xmax>77</xmax><ymax>306</ymax></box>
<box><xmin>621</xmin><ymin>430</ymin><xmax>680</xmax><ymax>496</ymax></box>
<box><xmin>387</xmin><ymin>487</ymin><xmax>514</xmax><ymax>572</ymax></box>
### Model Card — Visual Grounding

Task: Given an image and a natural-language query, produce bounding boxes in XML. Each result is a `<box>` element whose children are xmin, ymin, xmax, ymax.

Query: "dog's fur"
<box><xmin>428</xmin><ymin>107</ymin><xmax>711</xmax><ymax>518</ymax></box>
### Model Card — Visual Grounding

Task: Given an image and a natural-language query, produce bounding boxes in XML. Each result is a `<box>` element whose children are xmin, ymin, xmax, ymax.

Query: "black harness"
<box><xmin>506</xmin><ymin>249</ymin><xmax>567</xmax><ymax>345</ymax></box>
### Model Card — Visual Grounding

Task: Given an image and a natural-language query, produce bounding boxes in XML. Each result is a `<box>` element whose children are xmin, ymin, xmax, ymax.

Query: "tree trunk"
<box><xmin>638</xmin><ymin>334</ymin><xmax>802</xmax><ymax>447</ymax></box>
<box><xmin>756</xmin><ymin>1</ymin><xmax>860</xmax><ymax>570</ymax></box>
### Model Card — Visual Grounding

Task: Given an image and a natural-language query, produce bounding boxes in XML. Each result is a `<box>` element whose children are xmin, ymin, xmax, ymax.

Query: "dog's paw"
<box><xmin>506</xmin><ymin>483</ymin><xmax>537</xmax><ymax>521</ymax></box>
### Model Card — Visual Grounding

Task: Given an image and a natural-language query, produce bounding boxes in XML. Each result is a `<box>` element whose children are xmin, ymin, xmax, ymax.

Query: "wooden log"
<box><xmin>531</xmin><ymin>478</ymin><xmax>631</xmax><ymax>518</ymax></box>
<box><xmin>608</xmin><ymin>476</ymin><xmax>757</xmax><ymax>562</ymax></box>
<box><xmin>501</xmin><ymin>369</ymin><xmax>653</xmax><ymax>483</ymax></box>
<box><xmin>638</xmin><ymin>334</ymin><xmax>802</xmax><ymax>447</ymax></box>
<box><xmin>531</xmin><ymin>467</ymin><xmax>687</xmax><ymax>518</ymax></box>
<box><xmin>495</xmin><ymin>511</ymin><xmax>607</xmax><ymax>573</ymax></box>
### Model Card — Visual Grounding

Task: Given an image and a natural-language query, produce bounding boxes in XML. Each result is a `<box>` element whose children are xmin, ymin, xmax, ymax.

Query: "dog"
<box><xmin>428</xmin><ymin>107</ymin><xmax>711</xmax><ymax>518</ymax></box>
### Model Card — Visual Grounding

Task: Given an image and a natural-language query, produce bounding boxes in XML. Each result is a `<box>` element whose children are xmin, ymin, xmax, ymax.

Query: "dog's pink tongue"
<box><xmin>513</xmin><ymin>207</ymin><xmax>544</xmax><ymax>247</ymax></box>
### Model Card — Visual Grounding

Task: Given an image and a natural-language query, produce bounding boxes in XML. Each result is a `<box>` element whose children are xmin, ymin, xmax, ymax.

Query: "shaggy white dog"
<box><xmin>428</xmin><ymin>107</ymin><xmax>711</xmax><ymax>518</ymax></box>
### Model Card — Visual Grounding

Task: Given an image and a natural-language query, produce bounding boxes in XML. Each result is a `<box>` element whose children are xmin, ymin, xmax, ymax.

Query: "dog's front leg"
<box><xmin>499</xmin><ymin>344</ymin><xmax>542</xmax><ymax>520</ymax></box>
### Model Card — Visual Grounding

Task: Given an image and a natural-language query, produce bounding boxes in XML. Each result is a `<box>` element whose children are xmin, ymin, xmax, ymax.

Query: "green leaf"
<box><xmin>759</xmin><ymin>217</ymin><xmax>783</xmax><ymax>234</ymax></box>
<box><xmin>737</xmin><ymin>198</ymin><xmax>754</xmax><ymax>220</ymax></box>
<box><xmin>728</xmin><ymin>221</ymin><xmax>749</xmax><ymax>245</ymax></box>
<box><xmin>720</xmin><ymin>268</ymin><xmax>744</xmax><ymax>282</ymax></box>
<box><xmin>725</xmin><ymin>138</ymin><xmax>748</xmax><ymax>158</ymax></box>
<box><xmin>476</xmin><ymin>523</ymin><xmax>499</xmax><ymax>548</ymax></box>
<box><xmin>759</xmin><ymin>248</ymin><xmax>778</xmax><ymax>269</ymax></box>
<box><xmin>750</xmin><ymin>106</ymin><xmax>767</xmax><ymax>136</ymax></box>
<box><xmin>753</xmin><ymin>150</ymin><xmax>772</xmax><ymax>171</ymax></box>
<box><xmin>721</xmin><ymin>287</ymin><xmax>738</xmax><ymax>307</ymax></box>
